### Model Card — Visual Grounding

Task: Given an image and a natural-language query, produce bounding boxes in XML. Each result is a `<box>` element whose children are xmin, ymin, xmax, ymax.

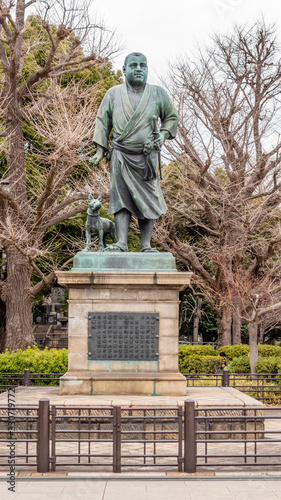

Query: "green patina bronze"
<box><xmin>72</xmin><ymin>251</ymin><xmax>176</xmax><ymax>272</ymax></box>
<box><xmin>91</xmin><ymin>52</ymin><xmax>179</xmax><ymax>253</ymax></box>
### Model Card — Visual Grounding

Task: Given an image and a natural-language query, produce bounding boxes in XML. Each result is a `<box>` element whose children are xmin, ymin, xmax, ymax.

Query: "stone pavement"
<box><xmin>1</xmin><ymin>475</ymin><xmax>281</xmax><ymax>500</ymax></box>
<box><xmin>0</xmin><ymin>385</ymin><xmax>264</xmax><ymax>407</ymax></box>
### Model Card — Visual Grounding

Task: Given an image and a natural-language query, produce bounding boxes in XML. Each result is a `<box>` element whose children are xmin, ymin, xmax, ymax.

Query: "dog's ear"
<box><xmin>88</xmin><ymin>194</ymin><xmax>93</xmax><ymax>200</ymax></box>
<box><xmin>98</xmin><ymin>196</ymin><xmax>102</xmax><ymax>202</ymax></box>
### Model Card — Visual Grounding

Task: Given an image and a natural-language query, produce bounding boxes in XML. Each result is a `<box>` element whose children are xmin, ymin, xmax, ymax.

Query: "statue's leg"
<box><xmin>138</xmin><ymin>218</ymin><xmax>158</xmax><ymax>252</ymax></box>
<box><xmin>98</xmin><ymin>230</ymin><xmax>104</xmax><ymax>251</ymax></box>
<box><xmin>104</xmin><ymin>208</ymin><xmax>130</xmax><ymax>252</ymax></box>
<box><xmin>110</xmin><ymin>222</ymin><xmax>117</xmax><ymax>243</ymax></box>
<box><xmin>84</xmin><ymin>228</ymin><xmax>91</xmax><ymax>251</ymax></box>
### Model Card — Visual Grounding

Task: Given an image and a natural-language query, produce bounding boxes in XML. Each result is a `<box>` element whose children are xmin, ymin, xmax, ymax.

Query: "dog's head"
<box><xmin>88</xmin><ymin>194</ymin><xmax>102</xmax><ymax>212</ymax></box>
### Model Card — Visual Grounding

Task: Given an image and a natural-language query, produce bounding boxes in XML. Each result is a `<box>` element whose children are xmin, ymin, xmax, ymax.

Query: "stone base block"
<box><xmin>59</xmin><ymin>371</ymin><xmax>187</xmax><ymax>396</ymax></box>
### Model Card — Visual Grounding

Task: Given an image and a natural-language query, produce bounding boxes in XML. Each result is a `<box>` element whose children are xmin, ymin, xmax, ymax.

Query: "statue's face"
<box><xmin>123</xmin><ymin>55</ymin><xmax>148</xmax><ymax>87</ymax></box>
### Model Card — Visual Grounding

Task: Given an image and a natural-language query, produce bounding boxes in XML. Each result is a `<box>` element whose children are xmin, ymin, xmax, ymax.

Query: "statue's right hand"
<box><xmin>89</xmin><ymin>150</ymin><xmax>104</xmax><ymax>166</ymax></box>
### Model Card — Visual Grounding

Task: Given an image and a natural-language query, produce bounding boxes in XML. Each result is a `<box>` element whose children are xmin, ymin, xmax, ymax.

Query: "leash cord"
<box><xmin>94</xmin><ymin>165</ymin><xmax>103</xmax><ymax>198</ymax></box>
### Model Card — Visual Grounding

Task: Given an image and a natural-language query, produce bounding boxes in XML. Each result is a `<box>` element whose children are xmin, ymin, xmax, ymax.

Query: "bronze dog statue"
<box><xmin>84</xmin><ymin>195</ymin><xmax>116</xmax><ymax>251</ymax></box>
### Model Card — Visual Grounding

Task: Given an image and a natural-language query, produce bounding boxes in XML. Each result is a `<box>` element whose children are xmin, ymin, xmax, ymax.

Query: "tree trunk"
<box><xmin>193</xmin><ymin>297</ymin><xmax>202</xmax><ymax>343</ymax></box>
<box><xmin>232</xmin><ymin>311</ymin><xmax>241</xmax><ymax>344</ymax></box>
<box><xmin>258</xmin><ymin>323</ymin><xmax>265</xmax><ymax>344</ymax></box>
<box><xmin>4</xmin><ymin>247</ymin><xmax>34</xmax><ymax>351</ymax></box>
<box><xmin>6</xmin><ymin>116</ymin><xmax>28</xmax><ymax>209</ymax></box>
<box><xmin>249</xmin><ymin>321</ymin><xmax>259</xmax><ymax>375</ymax></box>
<box><xmin>217</xmin><ymin>305</ymin><xmax>232</xmax><ymax>346</ymax></box>
<box><xmin>0</xmin><ymin>298</ymin><xmax>6</xmax><ymax>352</ymax></box>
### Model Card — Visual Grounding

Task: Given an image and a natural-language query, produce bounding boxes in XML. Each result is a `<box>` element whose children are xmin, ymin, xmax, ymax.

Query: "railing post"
<box><xmin>37</xmin><ymin>398</ymin><xmax>50</xmax><ymax>472</ymax></box>
<box><xmin>113</xmin><ymin>406</ymin><xmax>121</xmax><ymax>473</ymax></box>
<box><xmin>23</xmin><ymin>369</ymin><xmax>31</xmax><ymax>386</ymax></box>
<box><xmin>222</xmin><ymin>368</ymin><xmax>229</xmax><ymax>387</ymax></box>
<box><xmin>184</xmin><ymin>399</ymin><xmax>196</xmax><ymax>473</ymax></box>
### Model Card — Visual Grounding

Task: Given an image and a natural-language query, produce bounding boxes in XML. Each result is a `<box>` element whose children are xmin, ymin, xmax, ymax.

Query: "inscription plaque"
<box><xmin>88</xmin><ymin>312</ymin><xmax>159</xmax><ymax>361</ymax></box>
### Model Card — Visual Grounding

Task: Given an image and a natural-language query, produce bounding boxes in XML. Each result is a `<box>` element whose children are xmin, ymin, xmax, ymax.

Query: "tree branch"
<box><xmin>30</xmin><ymin>256</ymin><xmax>74</xmax><ymax>297</ymax></box>
<box><xmin>45</xmin><ymin>203</ymin><xmax>89</xmax><ymax>227</ymax></box>
<box><xmin>0</xmin><ymin>186</ymin><xmax>27</xmax><ymax>223</ymax></box>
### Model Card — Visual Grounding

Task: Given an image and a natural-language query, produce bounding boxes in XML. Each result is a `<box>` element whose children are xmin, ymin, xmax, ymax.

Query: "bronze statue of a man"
<box><xmin>91</xmin><ymin>52</ymin><xmax>178</xmax><ymax>252</ymax></box>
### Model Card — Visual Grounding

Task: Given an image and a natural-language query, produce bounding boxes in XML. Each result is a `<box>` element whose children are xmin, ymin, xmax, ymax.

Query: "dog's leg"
<box><xmin>84</xmin><ymin>228</ymin><xmax>91</xmax><ymax>251</ymax></box>
<box><xmin>98</xmin><ymin>230</ymin><xmax>104</xmax><ymax>251</ymax></box>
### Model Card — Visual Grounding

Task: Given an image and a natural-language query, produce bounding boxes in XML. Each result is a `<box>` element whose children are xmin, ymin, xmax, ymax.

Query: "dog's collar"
<box><xmin>87</xmin><ymin>210</ymin><xmax>99</xmax><ymax>217</ymax></box>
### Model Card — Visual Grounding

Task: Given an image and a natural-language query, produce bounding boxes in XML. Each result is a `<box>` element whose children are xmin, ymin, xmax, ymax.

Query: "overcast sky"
<box><xmin>92</xmin><ymin>0</ymin><xmax>281</xmax><ymax>83</ymax></box>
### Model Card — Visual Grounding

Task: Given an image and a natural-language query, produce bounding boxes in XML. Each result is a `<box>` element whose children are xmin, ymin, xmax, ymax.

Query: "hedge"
<box><xmin>217</xmin><ymin>344</ymin><xmax>249</xmax><ymax>361</ymax></box>
<box><xmin>179</xmin><ymin>344</ymin><xmax>217</xmax><ymax>359</ymax></box>
<box><xmin>228</xmin><ymin>356</ymin><xmax>250</xmax><ymax>373</ymax></box>
<box><xmin>256</xmin><ymin>356</ymin><xmax>281</xmax><ymax>374</ymax></box>
<box><xmin>179</xmin><ymin>344</ymin><xmax>281</xmax><ymax>374</ymax></box>
<box><xmin>228</xmin><ymin>355</ymin><xmax>281</xmax><ymax>374</ymax></box>
<box><xmin>217</xmin><ymin>344</ymin><xmax>281</xmax><ymax>361</ymax></box>
<box><xmin>179</xmin><ymin>355</ymin><xmax>225</xmax><ymax>374</ymax></box>
<box><xmin>1</xmin><ymin>344</ymin><xmax>281</xmax><ymax>377</ymax></box>
<box><xmin>0</xmin><ymin>346</ymin><xmax>68</xmax><ymax>374</ymax></box>
<box><xmin>258</xmin><ymin>345</ymin><xmax>281</xmax><ymax>357</ymax></box>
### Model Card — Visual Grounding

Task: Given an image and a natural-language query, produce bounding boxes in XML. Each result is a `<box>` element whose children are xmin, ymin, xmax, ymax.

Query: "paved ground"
<box><xmin>1</xmin><ymin>476</ymin><xmax>281</xmax><ymax>500</ymax></box>
<box><xmin>0</xmin><ymin>385</ymin><xmax>263</xmax><ymax>407</ymax></box>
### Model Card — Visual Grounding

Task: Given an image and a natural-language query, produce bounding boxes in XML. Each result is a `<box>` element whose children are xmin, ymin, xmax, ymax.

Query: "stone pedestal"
<box><xmin>56</xmin><ymin>253</ymin><xmax>192</xmax><ymax>396</ymax></box>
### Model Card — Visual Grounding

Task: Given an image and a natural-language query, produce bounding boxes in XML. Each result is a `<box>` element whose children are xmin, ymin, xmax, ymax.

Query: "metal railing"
<box><xmin>2</xmin><ymin>370</ymin><xmax>281</xmax><ymax>405</ymax></box>
<box><xmin>0</xmin><ymin>400</ymin><xmax>184</xmax><ymax>473</ymax></box>
<box><xmin>194</xmin><ymin>404</ymin><xmax>281</xmax><ymax>469</ymax></box>
<box><xmin>0</xmin><ymin>405</ymin><xmax>38</xmax><ymax>468</ymax></box>
<box><xmin>0</xmin><ymin>370</ymin><xmax>63</xmax><ymax>393</ymax></box>
<box><xmin>116</xmin><ymin>406</ymin><xmax>184</xmax><ymax>471</ymax></box>
<box><xmin>1</xmin><ymin>399</ymin><xmax>281</xmax><ymax>472</ymax></box>
<box><xmin>50</xmin><ymin>404</ymin><xmax>184</xmax><ymax>472</ymax></box>
<box><xmin>184</xmin><ymin>371</ymin><xmax>281</xmax><ymax>404</ymax></box>
<box><xmin>50</xmin><ymin>404</ymin><xmax>115</xmax><ymax>471</ymax></box>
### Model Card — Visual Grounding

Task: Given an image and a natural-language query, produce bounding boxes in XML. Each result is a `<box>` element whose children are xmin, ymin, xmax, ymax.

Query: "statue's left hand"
<box><xmin>89</xmin><ymin>151</ymin><xmax>104</xmax><ymax>166</ymax></box>
<box><xmin>154</xmin><ymin>130</ymin><xmax>169</xmax><ymax>151</ymax></box>
<box><xmin>154</xmin><ymin>132</ymin><xmax>166</xmax><ymax>151</ymax></box>
<box><xmin>143</xmin><ymin>139</ymin><xmax>154</xmax><ymax>155</ymax></box>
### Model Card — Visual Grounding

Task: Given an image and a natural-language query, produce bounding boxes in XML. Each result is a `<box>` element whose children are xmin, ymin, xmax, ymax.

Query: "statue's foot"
<box><xmin>81</xmin><ymin>247</ymin><xmax>90</xmax><ymax>252</ymax></box>
<box><xmin>104</xmin><ymin>243</ymin><xmax>128</xmax><ymax>252</ymax></box>
<box><xmin>141</xmin><ymin>246</ymin><xmax>159</xmax><ymax>253</ymax></box>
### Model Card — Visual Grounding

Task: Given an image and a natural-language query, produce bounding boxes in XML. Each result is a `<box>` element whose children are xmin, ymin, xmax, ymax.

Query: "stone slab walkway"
<box><xmin>0</xmin><ymin>385</ymin><xmax>264</xmax><ymax>408</ymax></box>
<box><xmin>1</xmin><ymin>477</ymin><xmax>281</xmax><ymax>500</ymax></box>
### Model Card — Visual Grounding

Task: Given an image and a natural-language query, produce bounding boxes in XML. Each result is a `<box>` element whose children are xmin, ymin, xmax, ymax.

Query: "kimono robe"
<box><xmin>93</xmin><ymin>83</ymin><xmax>178</xmax><ymax>220</ymax></box>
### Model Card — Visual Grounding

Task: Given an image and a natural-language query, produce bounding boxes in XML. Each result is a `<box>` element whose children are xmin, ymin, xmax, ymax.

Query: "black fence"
<box><xmin>195</xmin><ymin>405</ymin><xmax>281</xmax><ymax>469</ymax></box>
<box><xmin>1</xmin><ymin>399</ymin><xmax>281</xmax><ymax>472</ymax></box>
<box><xmin>0</xmin><ymin>399</ymin><xmax>185</xmax><ymax>473</ymax></box>
<box><xmin>0</xmin><ymin>370</ymin><xmax>63</xmax><ymax>393</ymax></box>
<box><xmin>184</xmin><ymin>371</ymin><xmax>281</xmax><ymax>404</ymax></box>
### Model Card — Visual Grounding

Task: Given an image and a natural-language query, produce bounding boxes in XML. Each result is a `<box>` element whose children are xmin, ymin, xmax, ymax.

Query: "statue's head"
<box><xmin>123</xmin><ymin>52</ymin><xmax>148</xmax><ymax>87</ymax></box>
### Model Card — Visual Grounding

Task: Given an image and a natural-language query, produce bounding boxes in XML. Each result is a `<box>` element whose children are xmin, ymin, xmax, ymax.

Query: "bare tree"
<box><xmin>153</xmin><ymin>21</ymin><xmax>281</xmax><ymax>357</ymax></box>
<box><xmin>0</xmin><ymin>0</ymin><xmax>115</xmax><ymax>350</ymax></box>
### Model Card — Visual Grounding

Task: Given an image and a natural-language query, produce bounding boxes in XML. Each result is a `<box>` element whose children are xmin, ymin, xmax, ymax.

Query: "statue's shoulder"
<box><xmin>104</xmin><ymin>83</ymin><xmax>125</xmax><ymax>98</ymax></box>
<box><xmin>148</xmin><ymin>84</ymin><xmax>169</xmax><ymax>98</ymax></box>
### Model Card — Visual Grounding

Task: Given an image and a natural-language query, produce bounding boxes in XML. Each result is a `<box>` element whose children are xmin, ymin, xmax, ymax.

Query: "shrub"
<box><xmin>218</xmin><ymin>344</ymin><xmax>249</xmax><ymax>361</ymax></box>
<box><xmin>178</xmin><ymin>344</ymin><xmax>217</xmax><ymax>360</ymax></box>
<box><xmin>229</xmin><ymin>356</ymin><xmax>250</xmax><ymax>373</ymax></box>
<box><xmin>229</xmin><ymin>354</ymin><xmax>281</xmax><ymax>374</ymax></box>
<box><xmin>257</xmin><ymin>345</ymin><xmax>281</xmax><ymax>357</ymax></box>
<box><xmin>255</xmin><ymin>356</ymin><xmax>281</xmax><ymax>374</ymax></box>
<box><xmin>179</xmin><ymin>354</ymin><xmax>224</xmax><ymax>374</ymax></box>
<box><xmin>0</xmin><ymin>346</ymin><xmax>68</xmax><ymax>374</ymax></box>
<box><xmin>277</xmin><ymin>364</ymin><xmax>281</xmax><ymax>383</ymax></box>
